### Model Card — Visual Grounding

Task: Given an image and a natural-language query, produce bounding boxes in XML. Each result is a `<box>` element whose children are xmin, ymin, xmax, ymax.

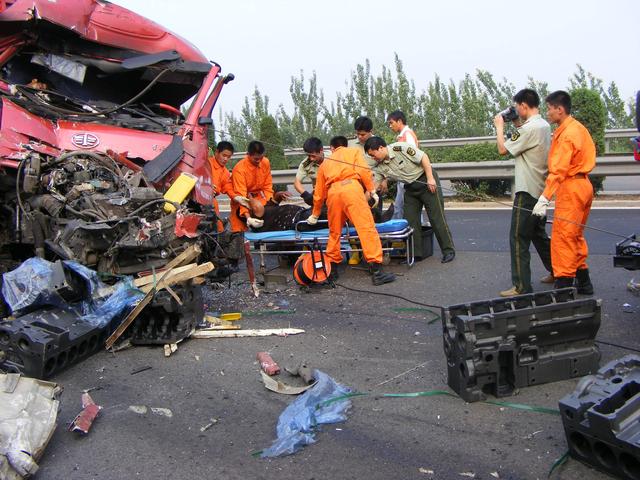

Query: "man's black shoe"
<box><xmin>327</xmin><ymin>262</ymin><xmax>340</xmax><ymax>282</ymax></box>
<box><xmin>441</xmin><ymin>251</ymin><xmax>455</xmax><ymax>263</ymax></box>
<box><xmin>369</xmin><ymin>262</ymin><xmax>396</xmax><ymax>286</ymax></box>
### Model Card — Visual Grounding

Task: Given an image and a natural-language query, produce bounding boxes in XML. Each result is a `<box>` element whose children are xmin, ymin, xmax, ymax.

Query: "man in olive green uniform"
<box><xmin>294</xmin><ymin>137</ymin><xmax>324</xmax><ymax>206</ymax></box>
<box><xmin>348</xmin><ymin>116</ymin><xmax>377</xmax><ymax>167</ymax></box>
<box><xmin>365</xmin><ymin>136</ymin><xmax>455</xmax><ymax>263</ymax></box>
<box><xmin>494</xmin><ymin>89</ymin><xmax>553</xmax><ymax>296</ymax></box>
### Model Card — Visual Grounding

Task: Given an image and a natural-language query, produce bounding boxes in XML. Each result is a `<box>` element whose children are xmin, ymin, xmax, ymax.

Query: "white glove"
<box><xmin>532</xmin><ymin>195</ymin><xmax>550</xmax><ymax>217</ymax></box>
<box><xmin>369</xmin><ymin>191</ymin><xmax>379</xmax><ymax>208</ymax></box>
<box><xmin>233</xmin><ymin>196</ymin><xmax>251</xmax><ymax>208</ymax></box>
<box><xmin>306</xmin><ymin>214</ymin><xmax>319</xmax><ymax>225</ymax></box>
<box><xmin>246</xmin><ymin>217</ymin><xmax>264</xmax><ymax>228</ymax></box>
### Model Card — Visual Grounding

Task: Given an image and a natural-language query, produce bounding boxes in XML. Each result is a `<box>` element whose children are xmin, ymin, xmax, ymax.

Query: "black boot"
<box><xmin>554</xmin><ymin>277</ymin><xmax>575</xmax><ymax>289</ymax></box>
<box><xmin>327</xmin><ymin>262</ymin><xmax>340</xmax><ymax>282</ymax></box>
<box><xmin>575</xmin><ymin>268</ymin><xmax>594</xmax><ymax>295</ymax></box>
<box><xmin>369</xmin><ymin>262</ymin><xmax>396</xmax><ymax>286</ymax></box>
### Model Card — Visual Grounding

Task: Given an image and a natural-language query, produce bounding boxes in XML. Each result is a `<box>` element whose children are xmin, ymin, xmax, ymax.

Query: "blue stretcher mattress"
<box><xmin>245</xmin><ymin>219</ymin><xmax>409</xmax><ymax>242</ymax></box>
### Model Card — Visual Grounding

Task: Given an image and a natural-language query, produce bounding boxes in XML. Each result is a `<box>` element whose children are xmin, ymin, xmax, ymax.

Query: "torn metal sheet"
<box><xmin>260</xmin><ymin>371</ymin><xmax>316</xmax><ymax>396</ymax></box>
<box><xmin>0</xmin><ymin>373</ymin><xmax>61</xmax><ymax>479</ymax></box>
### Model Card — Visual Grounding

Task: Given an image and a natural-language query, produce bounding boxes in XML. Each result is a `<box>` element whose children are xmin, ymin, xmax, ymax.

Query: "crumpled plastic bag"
<box><xmin>628</xmin><ymin>278</ymin><xmax>640</xmax><ymax>297</ymax></box>
<box><xmin>260</xmin><ymin>369</ymin><xmax>352</xmax><ymax>458</ymax></box>
<box><xmin>1</xmin><ymin>258</ymin><xmax>104</xmax><ymax>316</ymax></box>
<box><xmin>1</xmin><ymin>257</ymin><xmax>142</xmax><ymax>329</ymax></box>
<box><xmin>79</xmin><ymin>278</ymin><xmax>143</xmax><ymax>328</ymax></box>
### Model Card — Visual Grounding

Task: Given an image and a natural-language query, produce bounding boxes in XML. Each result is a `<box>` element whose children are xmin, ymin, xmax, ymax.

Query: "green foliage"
<box><xmin>259</xmin><ymin>115</ymin><xmax>287</xmax><ymax>170</ymax></box>
<box><xmin>570</xmin><ymin>88</ymin><xmax>607</xmax><ymax>155</ymax></box>
<box><xmin>569</xmin><ymin>87</ymin><xmax>607</xmax><ymax>194</ymax></box>
<box><xmin>219</xmin><ymin>59</ymin><xmax>632</xmax><ymax>200</ymax></box>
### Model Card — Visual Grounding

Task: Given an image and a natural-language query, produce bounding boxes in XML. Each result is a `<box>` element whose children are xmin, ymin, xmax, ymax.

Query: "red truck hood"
<box><xmin>0</xmin><ymin>0</ymin><xmax>208</xmax><ymax>63</ymax></box>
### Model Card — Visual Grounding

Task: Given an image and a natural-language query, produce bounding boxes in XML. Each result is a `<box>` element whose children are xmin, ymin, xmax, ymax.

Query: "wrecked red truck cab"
<box><xmin>0</xmin><ymin>0</ymin><xmax>237</xmax><ymax>274</ymax></box>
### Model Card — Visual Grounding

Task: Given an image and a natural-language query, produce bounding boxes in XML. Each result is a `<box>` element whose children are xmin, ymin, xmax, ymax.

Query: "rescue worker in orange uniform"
<box><xmin>306</xmin><ymin>136</ymin><xmax>396</xmax><ymax>286</ymax></box>
<box><xmin>532</xmin><ymin>91</ymin><xmax>595</xmax><ymax>294</ymax></box>
<box><xmin>230</xmin><ymin>140</ymin><xmax>289</xmax><ymax>232</ymax></box>
<box><xmin>207</xmin><ymin>141</ymin><xmax>245</xmax><ymax>232</ymax></box>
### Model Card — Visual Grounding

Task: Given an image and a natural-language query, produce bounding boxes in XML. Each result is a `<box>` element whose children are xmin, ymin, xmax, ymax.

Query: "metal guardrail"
<box><xmin>269</xmin><ymin>155</ymin><xmax>637</xmax><ymax>185</ymax></box>
<box><xmin>230</xmin><ymin>128</ymin><xmax>637</xmax><ymax>161</ymax></box>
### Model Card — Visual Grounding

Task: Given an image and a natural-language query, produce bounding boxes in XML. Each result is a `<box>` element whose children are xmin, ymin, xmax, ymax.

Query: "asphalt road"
<box><xmin>37</xmin><ymin>208</ymin><xmax>640</xmax><ymax>480</ymax></box>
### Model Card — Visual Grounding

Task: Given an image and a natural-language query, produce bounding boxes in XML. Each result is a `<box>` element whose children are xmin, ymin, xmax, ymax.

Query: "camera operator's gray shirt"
<box><xmin>504</xmin><ymin>113</ymin><xmax>550</xmax><ymax>197</ymax></box>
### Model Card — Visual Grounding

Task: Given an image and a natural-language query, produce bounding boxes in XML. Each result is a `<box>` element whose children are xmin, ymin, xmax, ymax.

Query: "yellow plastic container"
<box><xmin>163</xmin><ymin>172</ymin><xmax>197</xmax><ymax>213</ymax></box>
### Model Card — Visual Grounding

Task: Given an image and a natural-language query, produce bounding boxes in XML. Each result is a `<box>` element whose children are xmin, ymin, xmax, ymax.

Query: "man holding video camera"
<box><xmin>494</xmin><ymin>88</ymin><xmax>553</xmax><ymax>297</ymax></box>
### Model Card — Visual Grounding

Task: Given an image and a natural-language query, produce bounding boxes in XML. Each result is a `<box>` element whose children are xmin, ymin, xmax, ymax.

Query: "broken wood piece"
<box><xmin>165</xmin><ymin>243</ymin><xmax>202</xmax><ymax>270</ymax></box>
<box><xmin>191</xmin><ymin>328</ymin><xmax>304</xmax><ymax>339</ymax></box>
<box><xmin>69</xmin><ymin>392</ymin><xmax>101</xmax><ymax>435</ymax></box>
<box><xmin>133</xmin><ymin>263</ymin><xmax>197</xmax><ymax>287</ymax></box>
<box><xmin>199</xmin><ymin>325</ymin><xmax>241</xmax><ymax>330</ymax></box>
<box><xmin>139</xmin><ymin>262</ymin><xmax>214</xmax><ymax>293</ymax></box>
<box><xmin>163</xmin><ymin>343</ymin><xmax>178</xmax><ymax>357</ymax></box>
<box><xmin>164</xmin><ymin>284</ymin><xmax>183</xmax><ymax>305</ymax></box>
<box><xmin>105</xmin><ymin>262</ymin><xmax>213</xmax><ymax>349</ymax></box>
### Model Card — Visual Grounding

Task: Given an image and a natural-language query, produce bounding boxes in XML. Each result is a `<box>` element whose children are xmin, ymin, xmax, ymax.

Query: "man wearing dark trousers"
<box><xmin>494</xmin><ymin>89</ymin><xmax>553</xmax><ymax>296</ymax></box>
<box><xmin>365</xmin><ymin>136</ymin><xmax>455</xmax><ymax>263</ymax></box>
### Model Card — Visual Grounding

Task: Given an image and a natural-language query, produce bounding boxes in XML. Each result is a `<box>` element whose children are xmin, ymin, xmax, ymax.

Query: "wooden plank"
<box><xmin>105</xmin><ymin>244</ymin><xmax>203</xmax><ymax>350</ymax></box>
<box><xmin>191</xmin><ymin>328</ymin><xmax>304</xmax><ymax>339</ymax></box>
<box><xmin>139</xmin><ymin>263</ymin><xmax>213</xmax><ymax>293</ymax></box>
<box><xmin>164</xmin><ymin>243</ymin><xmax>202</xmax><ymax>270</ymax></box>
<box><xmin>133</xmin><ymin>263</ymin><xmax>197</xmax><ymax>288</ymax></box>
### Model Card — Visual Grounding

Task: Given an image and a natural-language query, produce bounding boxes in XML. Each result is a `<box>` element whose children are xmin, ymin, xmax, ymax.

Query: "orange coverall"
<box><xmin>312</xmin><ymin>146</ymin><xmax>383</xmax><ymax>264</ymax></box>
<box><xmin>542</xmin><ymin>117</ymin><xmax>596</xmax><ymax>278</ymax></box>
<box><xmin>230</xmin><ymin>156</ymin><xmax>274</xmax><ymax>232</ymax></box>
<box><xmin>208</xmin><ymin>156</ymin><xmax>236</xmax><ymax>232</ymax></box>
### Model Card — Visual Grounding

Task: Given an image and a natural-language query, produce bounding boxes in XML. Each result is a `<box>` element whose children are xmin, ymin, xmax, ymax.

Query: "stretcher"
<box><xmin>244</xmin><ymin>219</ymin><xmax>415</xmax><ymax>272</ymax></box>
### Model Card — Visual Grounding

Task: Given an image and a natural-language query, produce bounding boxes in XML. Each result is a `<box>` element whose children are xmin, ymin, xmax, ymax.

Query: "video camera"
<box><xmin>499</xmin><ymin>106</ymin><xmax>519</xmax><ymax>122</ymax></box>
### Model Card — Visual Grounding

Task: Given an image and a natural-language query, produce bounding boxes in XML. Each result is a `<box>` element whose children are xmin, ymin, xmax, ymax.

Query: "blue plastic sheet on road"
<box><xmin>2</xmin><ymin>257</ymin><xmax>143</xmax><ymax>328</ymax></box>
<box><xmin>260</xmin><ymin>370</ymin><xmax>353</xmax><ymax>458</ymax></box>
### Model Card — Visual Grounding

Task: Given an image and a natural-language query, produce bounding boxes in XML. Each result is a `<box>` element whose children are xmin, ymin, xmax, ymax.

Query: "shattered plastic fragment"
<box><xmin>128</xmin><ymin>405</ymin><xmax>148</xmax><ymax>415</ymax></box>
<box><xmin>151</xmin><ymin>407</ymin><xmax>173</xmax><ymax>418</ymax></box>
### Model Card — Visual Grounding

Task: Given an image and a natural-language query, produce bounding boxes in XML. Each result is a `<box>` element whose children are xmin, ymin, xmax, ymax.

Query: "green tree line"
<box><xmin>219</xmin><ymin>54</ymin><xmax>635</xmax><ymax>158</ymax></box>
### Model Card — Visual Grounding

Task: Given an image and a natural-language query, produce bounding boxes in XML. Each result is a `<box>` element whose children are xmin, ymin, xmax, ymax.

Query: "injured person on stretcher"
<box><xmin>242</xmin><ymin>197</ymin><xmax>394</xmax><ymax>232</ymax></box>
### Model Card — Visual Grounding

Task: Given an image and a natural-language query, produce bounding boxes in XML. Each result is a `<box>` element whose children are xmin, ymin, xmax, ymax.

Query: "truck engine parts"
<box><xmin>559</xmin><ymin>355</ymin><xmax>640</xmax><ymax>480</ymax></box>
<box><xmin>441</xmin><ymin>288</ymin><xmax>601</xmax><ymax>402</ymax></box>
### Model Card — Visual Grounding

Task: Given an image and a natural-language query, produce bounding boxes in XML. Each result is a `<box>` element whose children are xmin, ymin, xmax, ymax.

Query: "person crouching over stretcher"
<box><xmin>230</xmin><ymin>140</ymin><xmax>291</xmax><ymax>232</ymax></box>
<box><xmin>306</xmin><ymin>136</ymin><xmax>396</xmax><ymax>286</ymax></box>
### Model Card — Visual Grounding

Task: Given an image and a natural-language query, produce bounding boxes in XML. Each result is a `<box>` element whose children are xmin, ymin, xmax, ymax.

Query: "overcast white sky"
<box><xmin>115</xmin><ymin>0</ymin><xmax>638</xmax><ymax>121</ymax></box>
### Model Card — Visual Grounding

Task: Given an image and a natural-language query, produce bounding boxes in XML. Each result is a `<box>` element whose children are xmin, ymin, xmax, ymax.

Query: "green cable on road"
<box><xmin>484</xmin><ymin>399</ymin><xmax>560</xmax><ymax>416</ymax></box>
<box><xmin>318</xmin><ymin>389</ymin><xmax>560</xmax><ymax>416</ymax></box>
<box><xmin>243</xmin><ymin>309</ymin><xmax>297</xmax><ymax>316</ymax></box>
<box><xmin>392</xmin><ymin>307</ymin><xmax>441</xmax><ymax>324</ymax></box>
<box><xmin>548</xmin><ymin>451</ymin><xmax>570</xmax><ymax>478</ymax></box>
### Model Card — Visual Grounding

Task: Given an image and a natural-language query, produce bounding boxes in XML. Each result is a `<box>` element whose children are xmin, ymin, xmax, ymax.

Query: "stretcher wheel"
<box><xmin>293</xmin><ymin>251</ymin><xmax>331</xmax><ymax>286</ymax></box>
